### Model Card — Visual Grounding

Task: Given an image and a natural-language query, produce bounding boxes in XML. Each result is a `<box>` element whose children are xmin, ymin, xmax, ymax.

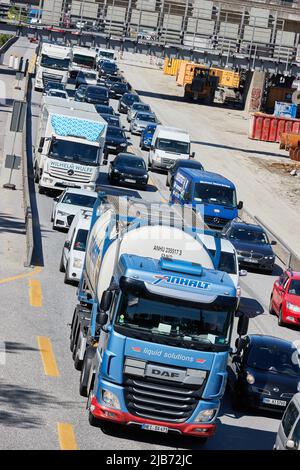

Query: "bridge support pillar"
<box><xmin>244</xmin><ymin>71</ymin><xmax>266</xmax><ymax>113</ymax></box>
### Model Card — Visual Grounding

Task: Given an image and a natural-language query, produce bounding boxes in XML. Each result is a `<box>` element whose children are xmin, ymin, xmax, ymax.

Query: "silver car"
<box><xmin>130</xmin><ymin>112</ymin><xmax>157</xmax><ymax>135</ymax></box>
<box><xmin>274</xmin><ymin>392</ymin><xmax>300</xmax><ymax>450</ymax></box>
<box><xmin>75</xmin><ymin>70</ymin><xmax>98</xmax><ymax>88</ymax></box>
<box><xmin>127</xmin><ymin>102</ymin><xmax>151</xmax><ymax>122</ymax></box>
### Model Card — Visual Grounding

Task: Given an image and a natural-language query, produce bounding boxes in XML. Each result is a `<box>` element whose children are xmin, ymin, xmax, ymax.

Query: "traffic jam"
<box><xmin>32</xmin><ymin>41</ymin><xmax>300</xmax><ymax>450</ymax></box>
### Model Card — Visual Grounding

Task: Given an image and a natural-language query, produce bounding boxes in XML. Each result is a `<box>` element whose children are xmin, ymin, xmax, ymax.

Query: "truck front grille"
<box><xmin>49</xmin><ymin>167</ymin><xmax>91</xmax><ymax>183</ymax></box>
<box><xmin>42</xmin><ymin>73</ymin><xmax>63</xmax><ymax>85</ymax></box>
<box><xmin>204</xmin><ymin>215</ymin><xmax>229</xmax><ymax>228</ymax></box>
<box><xmin>124</xmin><ymin>376</ymin><xmax>201</xmax><ymax>423</ymax></box>
<box><xmin>161</xmin><ymin>158</ymin><xmax>174</xmax><ymax>166</ymax></box>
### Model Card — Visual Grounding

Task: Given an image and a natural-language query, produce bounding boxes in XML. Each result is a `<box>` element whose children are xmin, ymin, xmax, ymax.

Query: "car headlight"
<box><xmin>120</xmin><ymin>142</ymin><xmax>127</xmax><ymax>147</ymax></box>
<box><xmin>264</xmin><ymin>256</ymin><xmax>275</xmax><ymax>260</ymax></box>
<box><xmin>73</xmin><ymin>258</ymin><xmax>82</xmax><ymax>269</ymax></box>
<box><xmin>101</xmin><ymin>390</ymin><xmax>121</xmax><ymax>409</ymax></box>
<box><xmin>113</xmin><ymin>168</ymin><xmax>119</xmax><ymax>173</ymax></box>
<box><xmin>57</xmin><ymin>210</ymin><xmax>68</xmax><ymax>216</ymax></box>
<box><xmin>194</xmin><ymin>408</ymin><xmax>218</xmax><ymax>423</ymax></box>
<box><xmin>246</xmin><ymin>372</ymin><xmax>255</xmax><ymax>384</ymax></box>
<box><xmin>287</xmin><ymin>302</ymin><xmax>300</xmax><ymax>313</ymax></box>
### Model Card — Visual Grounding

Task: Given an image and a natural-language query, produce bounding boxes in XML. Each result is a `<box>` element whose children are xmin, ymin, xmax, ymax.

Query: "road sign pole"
<box><xmin>3</xmin><ymin>131</ymin><xmax>18</xmax><ymax>190</ymax></box>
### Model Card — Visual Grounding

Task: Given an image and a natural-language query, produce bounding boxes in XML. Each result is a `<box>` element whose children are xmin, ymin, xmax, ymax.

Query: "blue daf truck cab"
<box><xmin>70</xmin><ymin>195</ymin><xmax>249</xmax><ymax>441</ymax></box>
<box><xmin>170</xmin><ymin>169</ymin><xmax>243</xmax><ymax>230</ymax></box>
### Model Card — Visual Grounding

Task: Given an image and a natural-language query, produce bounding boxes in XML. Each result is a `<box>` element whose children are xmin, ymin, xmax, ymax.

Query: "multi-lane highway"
<box><xmin>0</xmin><ymin>38</ymin><xmax>299</xmax><ymax>450</ymax></box>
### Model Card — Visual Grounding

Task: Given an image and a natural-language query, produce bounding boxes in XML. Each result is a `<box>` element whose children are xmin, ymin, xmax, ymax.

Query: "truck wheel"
<box><xmin>34</xmin><ymin>165</ymin><xmax>40</xmax><ymax>183</ymax></box>
<box><xmin>79</xmin><ymin>347</ymin><xmax>96</xmax><ymax>397</ymax></box>
<box><xmin>88</xmin><ymin>411</ymin><xmax>100</xmax><ymax>428</ymax></box>
<box><xmin>74</xmin><ymin>337</ymin><xmax>83</xmax><ymax>371</ymax></box>
<box><xmin>64</xmin><ymin>264</ymin><xmax>71</xmax><ymax>284</ymax></box>
<box><xmin>70</xmin><ymin>313</ymin><xmax>78</xmax><ymax>352</ymax></box>
<box><xmin>59</xmin><ymin>254</ymin><xmax>65</xmax><ymax>273</ymax></box>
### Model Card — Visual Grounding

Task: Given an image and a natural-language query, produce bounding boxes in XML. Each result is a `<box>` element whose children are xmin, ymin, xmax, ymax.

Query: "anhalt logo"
<box><xmin>132</xmin><ymin>347</ymin><xmax>141</xmax><ymax>352</ymax></box>
<box><xmin>153</xmin><ymin>275</ymin><xmax>211</xmax><ymax>290</ymax></box>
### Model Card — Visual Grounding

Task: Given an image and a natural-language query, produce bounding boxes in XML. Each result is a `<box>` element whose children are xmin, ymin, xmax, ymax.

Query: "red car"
<box><xmin>269</xmin><ymin>270</ymin><xmax>300</xmax><ymax>326</ymax></box>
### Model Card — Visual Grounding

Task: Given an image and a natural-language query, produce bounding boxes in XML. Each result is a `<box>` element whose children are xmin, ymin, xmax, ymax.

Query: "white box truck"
<box><xmin>148</xmin><ymin>125</ymin><xmax>194</xmax><ymax>171</ymax></box>
<box><xmin>34</xmin><ymin>97</ymin><xmax>107</xmax><ymax>193</ymax></box>
<box><xmin>70</xmin><ymin>46</ymin><xmax>97</xmax><ymax>79</ymax></box>
<box><xmin>35</xmin><ymin>43</ymin><xmax>71</xmax><ymax>91</ymax></box>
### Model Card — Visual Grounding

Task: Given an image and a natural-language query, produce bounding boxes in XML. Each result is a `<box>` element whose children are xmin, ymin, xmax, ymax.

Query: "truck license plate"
<box><xmin>262</xmin><ymin>398</ymin><xmax>286</xmax><ymax>406</ymax></box>
<box><xmin>142</xmin><ymin>424</ymin><xmax>168</xmax><ymax>433</ymax></box>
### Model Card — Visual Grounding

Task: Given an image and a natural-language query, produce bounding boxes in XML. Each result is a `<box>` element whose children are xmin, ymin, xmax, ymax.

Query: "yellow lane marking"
<box><xmin>0</xmin><ymin>267</ymin><xmax>42</xmax><ymax>286</ymax></box>
<box><xmin>29</xmin><ymin>279</ymin><xmax>42</xmax><ymax>307</ymax></box>
<box><xmin>57</xmin><ymin>423</ymin><xmax>78</xmax><ymax>451</ymax></box>
<box><xmin>37</xmin><ymin>337</ymin><xmax>60</xmax><ymax>377</ymax></box>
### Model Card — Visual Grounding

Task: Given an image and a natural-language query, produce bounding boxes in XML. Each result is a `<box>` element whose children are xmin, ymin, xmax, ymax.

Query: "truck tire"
<box><xmin>34</xmin><ymin>165</ymin><xmax>40</xmax><ymax>184</ymax></box>
<box><xmin>74</xmin><ymin>336</ymin><xmax>83</xmax><ymax>371</ymax></box>
<box><xmin>79</xmin><ymin>347</ymin><xmax>96</xmax><ymax>397</ymax></box>
<box><xmin>88</xmin><ymin>411</ymin><xmax>101</xmax><ymax>428</ymax></box>
<box><xmin>64</xmin><ymin>264</ymin><xmax>71</xmax><ymax>284</ymax></box>
<box><xmin>70</xmin><ymin>310</ymin><xmax>78</xmax><ymax>351</ymax></box>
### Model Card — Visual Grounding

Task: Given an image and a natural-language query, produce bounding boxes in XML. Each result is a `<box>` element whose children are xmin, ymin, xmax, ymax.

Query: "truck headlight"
<box><xmin>101</xmin><ymin>390</ymin><xmax>121</xmax><ymax>410</ymax></box>
<box><xmin>57</xmin><ymin>210</ymin><xmax>68</xmax><ymax>216</ymax></box>
<box><xmin>73</xmin><ymin>258</ymin><xmax>82</xmax><ymax>268</ymax></box>
<box><xmin>287</xmin><ymin>302</ymin><xmax>300</xmax><ymax>313</ymax></box>
<box><xmin>194</xmin><ymin>408</ymin><xmax>218</xmax><ymax>423</ymax></box>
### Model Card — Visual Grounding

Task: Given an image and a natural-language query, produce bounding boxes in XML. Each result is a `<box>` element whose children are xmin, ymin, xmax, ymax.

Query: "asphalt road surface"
<box><xmin>0</xmin><ymin>39</ymin><xmax>299</xmax><ymax>450</ymax></box>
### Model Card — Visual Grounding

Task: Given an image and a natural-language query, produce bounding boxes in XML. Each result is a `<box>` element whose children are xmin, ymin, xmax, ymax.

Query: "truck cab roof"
<box><xmin>118</xmin><ymin>254</ymin><xmax>236</xmax><ymax>302</ymax></box>
<box><xmin>155</xmin><ymin>125</ymin><xmax>190</xmax><ymax>142</ymax></box>
<box><xmin>177</xmin><ymin>168</ymin><xmax>236</xmax><ymax>189</ymax></box>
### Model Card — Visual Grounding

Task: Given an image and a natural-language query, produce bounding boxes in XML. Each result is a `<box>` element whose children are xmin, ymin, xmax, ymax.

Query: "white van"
<box><xmin>148</xmin><ymin>126</ymin><xmax>194</xmax><ymax>171</ymax></box>
<box><xmin>197</xmin><ymin>232</ymin><xmax>246</xmax><ymax>299</ymax></box>
<box><xmin>59</xmin><ymin>209</ymin><xmax>92</xmax><ymax>284</ymax></box>
<box><xmin>274</xmin><ymin>392</ymin><xmax>300</xmax><ymax>450</ymax></box>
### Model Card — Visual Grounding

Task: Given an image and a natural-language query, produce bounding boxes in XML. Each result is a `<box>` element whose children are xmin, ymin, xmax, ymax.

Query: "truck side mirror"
<box><xmin>190</xmin><ymin>152</ymin><xmax>195</xmax><ymax>159</ymax></box>
<box><xmin>237</xmin><ymin>315</ymin><xmax>249</xmax><ymax>337</ymax></box>
<box><xmin>285</xmin><ymin>439</ymin><xmax>296</xmax><ymax>450</ymax></box>
<box><xmin>232</xmin><ymin>355</ymin><xmax>242</xmax><ymax>364</ymax></box>
<box><xmin>100</xmin><ymin>290</ymin><xmax>112</xmax><ymax>312</ymax></box>
<box><xmin>237</xmin><ymin>201</ymin><xmax>243</xmax><ymax>210</ymax></box>
<box><xmin>271</xmin><ymin>240</ymin><xmax>277</xmax><ymax>246</ymax></box>
<box><xmin>96</xmin><ymin>311</ymin><xmax>108</xmax><ymax>327</ymax></box>
<box><xmin>239</xmin><ymin>269</ymin><xmax>247</xmax><ymax>276</ymax></box>
<box><xmin>150</xmin><ymin>145</ymin><xmax>154</xmax><ymax>150</ymax></box>
<box><xmin>64</xmin><ymin>241</ymin><xmax>71</xmax><ymax>250</ymax></box>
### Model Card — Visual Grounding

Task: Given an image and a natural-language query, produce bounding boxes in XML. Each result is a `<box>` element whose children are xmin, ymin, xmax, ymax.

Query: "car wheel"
<box><xmin>269</xmin><ymin>296</ymin><xmax>274</xmax><ymax>315</ymax></box>
<box><xmin>278</xmin><ymin>306</ymin><xmax>284</xmax><ymax>326</ymax></box>
<box><xmin>59</xmin><ymin>253</ymin><xmax>65</xmax><ymax>273</ymax></box>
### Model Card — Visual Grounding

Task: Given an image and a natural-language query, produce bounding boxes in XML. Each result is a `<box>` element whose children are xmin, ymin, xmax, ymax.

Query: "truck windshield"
<box><xmin>41</xmin><ymin>55</ymin><xmax>70</xmax><ymax>71</ymax></box>
<box><xmin>73</xmin><ymin>54</ymin><xmax>95</xmax><ymax>68</ymax></box>
<box><xmin>194</xmin><ymin>183</ymin><xmax>236</xmax><ymax>207</ymax></box>
<box><xmin>156</xmin><ymin>138</ymin><xmax>190</xmax><ymax>155</ymax></box>
<box><xmin>49</xmin><ymin>140</ymin><xmax>99</xmax><ymax>165</ymax></box>
<box><xmin>115</xmin><ymin>293</ymin><xmax>234</xmax><ymax>350</ymax></box>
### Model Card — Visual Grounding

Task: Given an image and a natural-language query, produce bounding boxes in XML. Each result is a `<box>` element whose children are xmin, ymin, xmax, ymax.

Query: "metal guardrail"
<box><xmin>22</xmin><ymin>72</ymin><xmax>34</xmax><ymax>267</ymax></box>
<box><xmin>240</xmin><ymin>207</ymin><xmax>300</xmax><ymax>271</ymax></box>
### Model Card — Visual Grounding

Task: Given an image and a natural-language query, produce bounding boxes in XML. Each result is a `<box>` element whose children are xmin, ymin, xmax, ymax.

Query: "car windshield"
<box><xmin>145</xmin><ymin>126</ymin><xmax>156</xmax><ymax>134</ymax></box>
<box><xmin>83</xmin><ymin>72</ymin><xmax>97</xmax><ymax>80</ymax></box>
<box><xmin>87</xmin><ymin>87</ymin><xmax>108</xmax><ymax>97</ymax></box>
<box><xmin>62</xmin><ymin>193</ymin><xmax>96</xmax><ymax>207</ymax></box>
<box><xmin>99</xmin><ymin>51</ymin><xmax>114</xmax><ymax>59</ymax></box>
<box><xmin>173</xmin><ymin>161</ymin><xmax>203</xmax><ymax>171</ymax></box>
<box><xmin>247</xmin><ymin>344</ymin><xmax>300</xmax><ymax>377</ymax></box>
<box><xmin>117</xmin><ymin>157</ymin><xmax>145</xmax><ymax>168</ymax></box>
<box><xmin>113</xmin><ymin>83</ymin><xmax>127</xmax><ymax>91</ymax></box>
<box><xmin>132</xmin><ymin>104</ymin><xmax>150</xmax><ymax>112</ymax></box>
<box><xmin>288</xmin><ymin>280</ymin><xmax>300</xmax><ymax>296</ymax></box>
<box><xmin>230</xmin><ymin>228</ymin><xmax>268</xmax><ymax>244</ymax></box>
<box><xmin>49</xmin><ymin>139</ymin><xmax>99</xmax><ymax>165</ymax></box>
<box><xmin>73</xmin><ymin>54</ymin><xmax>95</xmax><ymax>68</ymax></box>
<box><xmin>49</xmin><ymin>90</ymin><xmax>67</xmax><ymax>98</ymax></box>
<box><xmin>73</xmin><ymin>229</ymin><xmax>89</xmax><ymax>252</ymax></box>
<box><xmin>123</xmin><ymin>94</ymin><xmax>140</xmax><ymax>105</ymax></box>
<box><xmin>46</xmin><ymin>82</ymin><xmax>64</xmax><ymax>91</ymax></box>
<box><xmin>106</xmin><ymin>116</ymin><xmax>120</xmax><ymax>126</ymax></box>
<box><xmin>136</xmin><ymin>113</ymin><xmax>156</xmax><ymax>122</ymax></box>
<box><xmin>41</xmin><ymin>55</ymin><xmax>70</xmax><ymax>71</ymax></box>
<box><xmin>107</xmin><ymin>128</ymin><xmax>125</xmax><ymax>138</ymax></box>
<box><xmin>194</xmin><ymin>183</ymin><xmax>236</xmax><ymax>207</ymax></box>
<box><xmin>156</xmin><ymin>138</ymin><xmax>190</xmax><ymax>155</ymax></box>
<box><xmin>102</xmin><ymin>62</ymin><xmax>116</xmax><ymax>70</ymax></box>
<box><xmin>208</xmin><ymin>250</ymin><xmax>237</xmax><ymax>275</ymax></box>
<box><xmin>95</xmin><ymin>105</ymin><xmax>113</xmax><ymax>114</ymax></box>
<box><xmin>115</xmin><ymin>293</ymin><xmax>233</xmax><ymax>348</ymax></box>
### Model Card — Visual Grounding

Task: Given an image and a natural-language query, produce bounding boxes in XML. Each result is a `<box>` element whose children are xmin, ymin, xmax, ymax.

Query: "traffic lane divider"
<box><xmin>37</xmin><ymin>336</ymin><xmax>60</xmax><ymax>377</ymax></box>
<box><xmin>29</xmin><ymin>279</ymin><xmax>42</xmax><ymax>307</ymax></box>
<box><xmin>57</xmin><ymin>423</ymin><xmax>78</xmax><ymax>450</ymax></box>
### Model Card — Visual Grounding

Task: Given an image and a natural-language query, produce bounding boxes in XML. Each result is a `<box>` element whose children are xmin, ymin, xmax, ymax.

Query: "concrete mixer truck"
<box><xmin>69</xmin><ymin>194</ymin><xmax>248</xmax><ymax>441</ymax></box>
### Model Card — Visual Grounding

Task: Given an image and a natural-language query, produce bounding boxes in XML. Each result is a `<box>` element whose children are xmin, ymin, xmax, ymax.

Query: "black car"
<box><xmin>99</xmin><ymin>61</ymin><xmax>118</xmax><ymax>77</ymax></box>
<box><xmin>74</xmin><ymin>84</ymin><xmax>88</xmax><ymax>101</ymax></box>
<box><xmin>105</xmin><ymin>126</ymin><xmax>129</xmax><ymax>155</ymax></box>
<box><xmin>44</xmin><ymin>81</ymin><xmax>66</xmax><ymax>94</ymax></box>
<box><xmin>101</xmin><ymin>114</ymin><xmax>121</xmax><ymax>127</ymax></box>
<box><xmin>166</xmin><ymin>159</ymin><xmax>203</xmax><ymax>188</ymax></box>
<box><xmin>75</xmin><ymin>85</ymin><xmax>109</xmax><ymax>105</ymax></box>
<box><xmin>118</xmin><ymin>93</ymin><xmax>140</xmax><ymax>114</ymax></box>
<box><xmin>109</xmin><ymin>82</ymin><xmax>130</xmax><ymax>99</ymax></box>
<box><xmin>222</xmin><ymin>221</ymin><xmax>276</xmax><ymax>274</ymax></box>
<box><xmin>108</xmin><ymin>153</ymin><xmax>148</xmax><ymax>189</ymax></box>
<box><xmin>104</xmin><ymin>75</ymin><xmax>123</xmax><ymax>89</ymax></box>
<box><xmin>95</xmin><ymin>104</ymin><xmax>115</xmax><ymax>116</ymax></box>
<box><xmin>228</xmin><ymin>335</ymin><xmax>300</xmax><ymax>412</ymax></box>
